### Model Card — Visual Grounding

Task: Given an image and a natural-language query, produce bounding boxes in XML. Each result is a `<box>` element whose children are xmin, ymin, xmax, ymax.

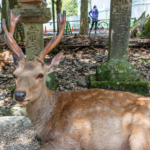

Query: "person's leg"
<box><xmin>95</xmin><ymin>21</ymin><xmax>98</xmax><ymax>34</ymax></box>
<box><xmin>90</xmin><ymin>20</ymin><xmax>94</xmax><ymax>34</ymax></box>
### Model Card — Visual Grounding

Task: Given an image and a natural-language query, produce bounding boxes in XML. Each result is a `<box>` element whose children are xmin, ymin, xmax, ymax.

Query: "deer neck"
<box><xmin>26</xmin><ymin>87</ymin><xmax>59</xmax><ymax>130</ymax></box>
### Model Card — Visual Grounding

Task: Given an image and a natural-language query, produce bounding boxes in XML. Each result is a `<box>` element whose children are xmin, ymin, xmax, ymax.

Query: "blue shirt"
<box><xmin>89</xmin><ymin>8</ymin><xmax>99</xmax><ymax>20</ymax></box>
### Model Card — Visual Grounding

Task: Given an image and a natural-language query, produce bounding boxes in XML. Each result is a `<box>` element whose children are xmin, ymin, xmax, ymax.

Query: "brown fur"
<box><xmin>14</xmin><ymin>58</ymin><xmax>150</xmax><ymax>150</ymax></box>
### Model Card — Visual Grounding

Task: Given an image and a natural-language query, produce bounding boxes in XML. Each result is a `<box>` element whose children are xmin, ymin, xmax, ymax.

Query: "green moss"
<box><xmin>138</xmin><ymin>58</ymin><xmax>149</xmax><ymax>62</ymax></box>
<box><xmin>11</xmin><ymin>86</ymin><xmax>16</xmax><ymax>98</ymax></box>
<box><xmin>96</xmin><ymin>60</ymin><xmax>140</xmax><ymax>82</ymax></box>
<box><xmin>50</xmin><ymin>83</ymin><xmax>58</xmax><ymax>90</ymax></box>
<box><xmin>89</xmin><ymin>74</ymin><xmax>149</xmax><ymax>95</ymax></box>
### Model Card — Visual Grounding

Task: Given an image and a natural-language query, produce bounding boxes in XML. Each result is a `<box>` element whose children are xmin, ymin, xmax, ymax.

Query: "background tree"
<box><xmin>8</xmin><ymin>0</ymin><xmax>24</xmax><ymax>42</ymax></box>
<box><xmin>2</xmin><ymin>0</ymin><xmax>10</xmax><ymax>33</ymax></box>
<box><xmin>48</xmin><ymin>0</ymin><xmax>78</xmax><ymax>17</ymax></box>
<box><xmin>56</xmin><ymin>0</ymin><xmax>62</xmax><ymax>17</ymax></box>
<box><xmin>88</xmin><ymin>0</ymin><xmax>92</xmax><ymax>10</ymax></box>
<box><xmin>62</xmin><ymin>0</ymin><xmax>78</xmax><ymax>16</ymax></box>
<box><xmin>79</xmin><ymin>0</ymin><xmax>88</xmax><ymax>35</ymax></box>
<box><xmin>49</xmin><ymin>0</ymin><xmax>62</xmax><ymax>17</ymax></box>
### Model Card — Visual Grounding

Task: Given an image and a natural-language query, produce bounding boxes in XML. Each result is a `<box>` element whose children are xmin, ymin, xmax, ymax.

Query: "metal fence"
<box><xmin>43</xmin><ymin>0</ymin><xmax>150</xmax><ymax>34</ymax></box>
<box><xmin>0</xmin><ymin>0</ymin><xmax>149</xmax><ymax>34</ymax></box>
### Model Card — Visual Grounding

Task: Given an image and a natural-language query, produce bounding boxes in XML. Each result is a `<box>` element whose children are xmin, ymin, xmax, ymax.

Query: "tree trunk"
<box><xmin>56</xmin><ymin>0</ymin><xmax>62</xmax><ymax>16</ymax></box>
<box><xmin>89</xmin><ymin>0</ymin><xmax>92</xmax><ymax>10</ymax></box>
<box><xmin>79</xmin><ymin>0</ymin><xmax>88</xmax><ymax>35</ymax></box>
<box><xmin>2</xmin><ymin>0</ymin><xmax>10</xmax><ymax>33</ymax></box>
<box><xmin>8</xmin><ymin>0</ymin><xmax>25</xmax><ymax>42</ymax></box>
<box><xmin>55</xmin><ymin>0</ymin><xmax>62</xmax><ymax>33</ymax></box>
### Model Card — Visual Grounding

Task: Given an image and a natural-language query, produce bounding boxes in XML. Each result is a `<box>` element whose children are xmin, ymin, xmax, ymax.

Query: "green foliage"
<box><xmin>131</xmin><ymin>12</ymin><xmax>150</xmax><ymax>38</ymax></box>
<box><xmin>48</xmin><ymin>0</ymin><xmax>78</xmax><ymax>16</ymax></box>
<box><xmin>0</xmin><ymin>49</ymin><xmax>4</xmax><ymax>52</ymax></box>
<box><xmin>62</xmin><ymin>0</ymin><xmax>78</xmax><ymax>16</ymax></box>
<box><xmin>11</xmin><ymin>86</ymin><xmax>16</xmax><ymax>98</ymax></box>
<box><xmin>138</xmin><ymin>58</ymin><xmax>149</xmax><ymax>62</ymax></box>
<box><xmin>142</xmin><ymin>17</ymin><xmax>150</xmax><ymax>37</ymax></box>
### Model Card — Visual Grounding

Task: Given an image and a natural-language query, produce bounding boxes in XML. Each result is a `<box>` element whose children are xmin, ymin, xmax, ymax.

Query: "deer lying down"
<box><xmin>3</xmin><ymin>10</ymin><xmax>150</xmax><ymax>150</ymax></box>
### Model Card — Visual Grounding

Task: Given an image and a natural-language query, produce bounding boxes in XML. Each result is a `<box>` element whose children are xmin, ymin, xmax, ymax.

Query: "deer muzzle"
<box><xmin>14</xmin><ymin>91</ymin><xmax>26</xmax><ymax>102</ymax></box>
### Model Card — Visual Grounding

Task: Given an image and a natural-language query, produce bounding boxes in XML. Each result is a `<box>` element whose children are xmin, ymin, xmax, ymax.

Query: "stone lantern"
<box><xmin>14</xmin><ymin>0</ymin><xmax>57</xmax><ymax>90</ymax></box>
<box><xmin>14</xmin><ymin>0</ymin><xmax>51</xmax><ymax>60</ymax></box>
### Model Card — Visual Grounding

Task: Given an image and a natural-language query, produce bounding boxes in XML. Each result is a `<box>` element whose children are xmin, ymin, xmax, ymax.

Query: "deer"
<box><xmin>3</xmin><ymin>10</ymin><xmax>150</xmax><ymax>150</ymax></box>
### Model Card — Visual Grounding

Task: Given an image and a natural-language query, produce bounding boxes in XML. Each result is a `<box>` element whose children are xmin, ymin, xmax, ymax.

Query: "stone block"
<box><xmin>89</xmin><ymin>74</ymin><xmax>149</xmax><ymax>95</ymax></box>
<box><xmin>96</xmin><ymin>60</ymin><xmax>141</xmax><ymax>82</ymax></box>
<box><xmin>14</xmin><ymin>7</ymin><xmax>51</xmax><ymax>23</ymax></box>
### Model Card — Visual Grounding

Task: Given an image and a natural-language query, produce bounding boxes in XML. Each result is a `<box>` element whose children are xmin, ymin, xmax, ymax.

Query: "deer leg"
<box><xmin>129</xmin><ymin>125</ymin><xmax>150</xmax><ymax>150</ymax></box>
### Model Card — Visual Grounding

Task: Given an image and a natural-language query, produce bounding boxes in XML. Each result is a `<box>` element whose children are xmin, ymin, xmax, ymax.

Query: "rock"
<box><xmin>77</xmin><ymin>78</ymin><xmax>87</xmax><ymax>87</ymax></box>
<box><xmin>0</xmin><ymin>73</ymin><xmax>5</xmax><ymax>78</ymax></box>
<box><xmin>0</xmin><ymin>85</ymin><xmax>6</xmax><ymax>89</ymax></box>
<box><xmin>0</xmin><ymin>116</ymin><xmax>26</xmax><ymax>127</ymax></box>
<box><xmin>0</xmin><ymin>107</ymin><xmax>12</xmax><ymax>116</ymax></box>
<box><xmin>11</xmin><ymin>104</ymin><xmax>28</xmax><ymax>117</ymax></box>
<box><xmin>59</xmin><ymin>87</ymin><xmax>64</xmax><ymax>91</ymax></box>
<box><xmin>132</xmin><ymin>54</ymin><xmax>140</xmax><ymax>57</ymax></box>
<box><xmin>0</xmin><ymin>100</ymin><xmax>4</xmax><ymax>107</ymax></box>
<box><xmin>76</xmin><ymin>66</ymin><xmax>83</xmax><ymax>72</ymax></box>
<box><xmin>0</xmin><ymin>92</ymin><xmax>7</xmax><ymax>100</ymax></box>
<box><xmin>23</xmin><ymin>118</ymin><xmax>31</xmax><ymax>127</ymax></box>
<box><xmin>146</xmin><ymin>64</ymin><xmax>150</xmax><ymax>69</ymax></box>
<box><xmin>73</xmin><ymin>61</ymin><xmax>78</xmax><ymax>66</ymax></box>
<box><xmin>65</xmin><ymin>85</ymin><xmax>70</xmax><ymax>89</ymax></box>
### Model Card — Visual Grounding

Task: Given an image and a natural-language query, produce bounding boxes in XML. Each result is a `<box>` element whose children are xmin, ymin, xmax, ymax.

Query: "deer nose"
<box><xmin>14</xmin><ymin>91</ymin><xmax>26</xmax><ymax>102</ymax></box>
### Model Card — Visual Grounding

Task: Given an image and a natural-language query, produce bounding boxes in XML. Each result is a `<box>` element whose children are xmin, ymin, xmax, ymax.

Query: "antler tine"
<box><xmin>37</xmin><ymin>11</ymin><xmax>66</xmax><ymax>62</ymax></box>
<box><xmin>10</xmin><ymin>10</ymin><xmax>21</xmax><ymax>35</ymax></box>
<box><xmin>2</xmin><ymin>10</ymin><xmax>24</xmax><ymax>60</ymax></box>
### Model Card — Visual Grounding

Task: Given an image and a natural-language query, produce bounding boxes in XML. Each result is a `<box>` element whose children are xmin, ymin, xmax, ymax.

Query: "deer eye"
<box><xmin>37</xmin><ymin>73</ymin><xmax>44</xmax><ymax>79</ymax></box>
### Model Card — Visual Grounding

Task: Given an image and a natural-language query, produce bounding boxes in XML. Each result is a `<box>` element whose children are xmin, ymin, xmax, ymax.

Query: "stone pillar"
<box><xmin>14</xmin><ymin>0</ymin><xmax>57</xmax><ymax>90</ymax></box>
<box><xmin>24</xmin><ymin>23</ymin><xmax>44</xmax><ymax>60</ymax></box>
<box><xmin>108</xmin><ymin>0</ymin><xmax>131</xmax><ymax>61</ymax></box>
<box><xmin>89</xmin><ymin>0</ymin><xmax>149</xmax><ymax>94</ymax></box>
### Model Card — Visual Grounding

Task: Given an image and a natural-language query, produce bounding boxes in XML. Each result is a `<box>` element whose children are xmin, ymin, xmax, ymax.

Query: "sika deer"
<box><xmin>3</xmin><ymin>10</ymin><xmax>150</xmax><ymax>150</ymax></box>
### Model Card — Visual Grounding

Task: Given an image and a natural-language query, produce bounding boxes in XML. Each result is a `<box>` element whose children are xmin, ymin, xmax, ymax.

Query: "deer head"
<box><xmin>3</xmin><ymin>10</ymin><xmax>66</xmax><ymax>105</ymax></box>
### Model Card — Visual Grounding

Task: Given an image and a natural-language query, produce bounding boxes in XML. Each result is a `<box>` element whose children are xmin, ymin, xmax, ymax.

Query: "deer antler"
<box><xmin>2</xmin><ymin>10</ymin><xmax>24</xmax><ymax>60</ymax></box>
<box><xmin>37</xmin><ymin>11</ymin><xmax>66</xmax><ymax>62</ymax></box>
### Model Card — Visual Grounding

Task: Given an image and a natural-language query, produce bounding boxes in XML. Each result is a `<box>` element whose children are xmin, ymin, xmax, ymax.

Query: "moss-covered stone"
<box><xmin>96</xmin><ymin>60</ymin><xmax>140</xmax><ymax>82</ymax></box>
<box><xmin>89</xmin><ymin>74</ymin><xmax>149</xmax><ymax>95</ymax></box>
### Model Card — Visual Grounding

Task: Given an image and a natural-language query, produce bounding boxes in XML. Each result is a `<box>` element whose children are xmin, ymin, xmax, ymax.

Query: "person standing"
<box><xmin>89</xmin><ymin>5</ymin><xmax>99</xmax><ymax>34</ymax></box>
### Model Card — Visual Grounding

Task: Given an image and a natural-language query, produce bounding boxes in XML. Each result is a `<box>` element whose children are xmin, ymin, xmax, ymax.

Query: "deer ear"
<box><xmin>12</xmin><ymin>52</ymin><xmax>18</xmax><ymax>67</ymax></box>
<box><xmin>44</xmin><ymin>52</ymin><xmax>63</xmax><ymax>74</ymax></box>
